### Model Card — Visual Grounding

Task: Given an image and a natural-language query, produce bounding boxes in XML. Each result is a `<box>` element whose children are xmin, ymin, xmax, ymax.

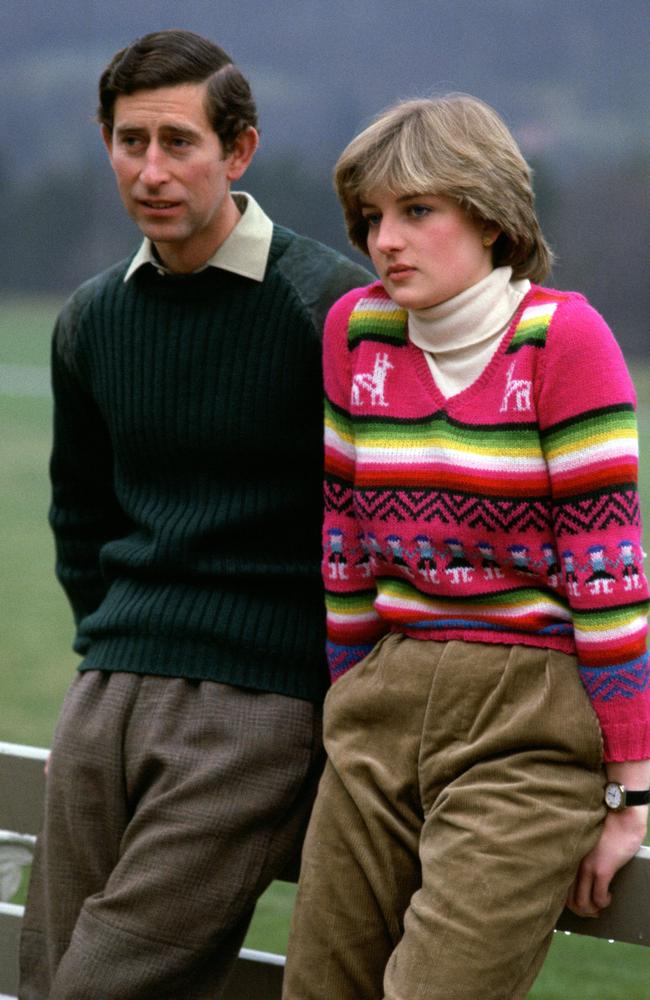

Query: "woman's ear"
<box><xmin>481</xmin><ymin>224</ymin><xmax>501</xmax><ymax>248</ymax></box>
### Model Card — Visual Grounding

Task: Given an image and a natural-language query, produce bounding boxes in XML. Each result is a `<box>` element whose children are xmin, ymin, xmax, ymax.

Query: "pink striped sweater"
<box><xmin>323</xmin><ymin>281</ymin><xmax>650</xmax><ymax>761</ymax></box>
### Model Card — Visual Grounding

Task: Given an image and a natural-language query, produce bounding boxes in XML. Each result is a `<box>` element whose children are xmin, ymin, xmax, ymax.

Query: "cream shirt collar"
<box><xmin>123</xmin><ymin>192</ymin><xmax>273</xmax><ymax>283</ymax></box>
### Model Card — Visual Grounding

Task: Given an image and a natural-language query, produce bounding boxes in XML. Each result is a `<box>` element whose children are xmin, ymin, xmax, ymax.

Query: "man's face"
<box><xmin>102</xmin><ymin>81</ymin><xmax>257</xmax><ymax>273</ymax></box>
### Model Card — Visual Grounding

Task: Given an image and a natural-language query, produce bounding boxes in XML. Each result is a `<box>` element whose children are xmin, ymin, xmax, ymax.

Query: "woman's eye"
<box><xmin>408</xmin><ymin>204</ymin><xmax>431</xmax><ymax>218</ymax></box>
<box><xmin>364</xmin><ymin>213</ymin><xmax>381</xmax><ymax>227</ymax></box>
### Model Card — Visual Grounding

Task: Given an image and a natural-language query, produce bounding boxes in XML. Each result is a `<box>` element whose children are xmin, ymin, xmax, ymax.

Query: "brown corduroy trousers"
<box><xmin>283</xmin><ymin>636</ymin><xmax>606</xmax><ymax>1000</ymax></box>
<box><xmin>19</xmin><ymin>670</ymin><xmax>324</xmax><ymax>1000</ymax></box>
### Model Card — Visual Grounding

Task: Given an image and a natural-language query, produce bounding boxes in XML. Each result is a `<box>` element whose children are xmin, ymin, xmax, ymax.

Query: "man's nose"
<box><xmin>139</xmin><ymin>144</ymin><xmax>170</xmax><ymax>186</ymax></box>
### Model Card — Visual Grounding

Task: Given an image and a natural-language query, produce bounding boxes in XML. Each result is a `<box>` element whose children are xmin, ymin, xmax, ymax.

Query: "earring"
<box><xmin>482</xmin><ymin>234</ymin><xmax>493</xmax><ymax>247</ymax></box>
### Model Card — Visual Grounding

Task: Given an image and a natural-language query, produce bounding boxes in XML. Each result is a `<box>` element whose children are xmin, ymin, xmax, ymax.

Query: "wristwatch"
<box><xmin>604</xmin><ymin>782</ymin><xmax>650</xmax><ymax>811</ymax></box>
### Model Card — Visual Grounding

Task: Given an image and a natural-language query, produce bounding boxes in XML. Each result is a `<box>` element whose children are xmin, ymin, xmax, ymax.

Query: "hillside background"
<box><xmin>1</xmin><ymin>0</ymin><xmax>649</xmax><ymax>353</ymax></box>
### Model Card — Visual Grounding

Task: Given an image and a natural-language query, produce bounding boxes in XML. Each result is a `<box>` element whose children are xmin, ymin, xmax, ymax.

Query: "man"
<box><xmin>19</xmin><ymin>29</ymin><xmax>370</xmax><ymax>999</ymax></box>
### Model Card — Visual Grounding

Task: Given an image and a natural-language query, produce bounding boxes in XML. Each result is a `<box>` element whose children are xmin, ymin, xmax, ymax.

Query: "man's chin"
<box><xmin>127</xmin><ymin>208</ymin><xmax>186</xmax><ymax>242</ymax></box>
<box><xmin>139</xmin><ymin>222</ymin><xmax>185</xmax><ymax>243</ymax></box>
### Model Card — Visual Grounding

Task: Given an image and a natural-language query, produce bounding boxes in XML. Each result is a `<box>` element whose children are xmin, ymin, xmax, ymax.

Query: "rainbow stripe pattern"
<box><xmin>322</xmin><ymin>282</ymin><xmax>650</xmax><ymax>760</ymax></box>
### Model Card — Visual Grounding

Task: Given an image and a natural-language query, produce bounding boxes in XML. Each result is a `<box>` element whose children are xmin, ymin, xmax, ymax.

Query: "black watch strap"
<box><xmin>625</xmin><ymin>788</ymin><xmax>650</xmax><ymax>806</ymax></box>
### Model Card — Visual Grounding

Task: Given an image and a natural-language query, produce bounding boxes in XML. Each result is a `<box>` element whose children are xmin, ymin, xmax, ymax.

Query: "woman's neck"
<box><xmin>407</xmin><ymin>267</ymin><xmax>530</xmax><ymax>398</ymax></box>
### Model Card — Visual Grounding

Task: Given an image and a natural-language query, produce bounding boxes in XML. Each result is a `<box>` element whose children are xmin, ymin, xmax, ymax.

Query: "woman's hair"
<box><xmin>334</xmin><ymin>93</ymin><xmax>553</xmax><ymax>281</ymax></box>
<box><xmin>97</xmin><ymin>29</ymin><xmax>258</xmax><ymax>153</ymax></box>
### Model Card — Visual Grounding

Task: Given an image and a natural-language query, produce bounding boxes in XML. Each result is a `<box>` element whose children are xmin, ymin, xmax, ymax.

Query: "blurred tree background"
<box><xmin>0</xmin><ymin>0</ymin><xmax>648</xmax><ymax>353</ymax></box>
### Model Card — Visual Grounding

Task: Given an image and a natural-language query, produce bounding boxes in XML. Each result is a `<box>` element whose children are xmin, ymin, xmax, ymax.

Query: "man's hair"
<box><xmin>97</xmin><ymin>29</ymin><xmax>258</xmax><ymax>151</ymax></box>
<box><xmin>334</xmin><ymin>93</ymin><xmax>553</xmax><ymax>282</ymax></box>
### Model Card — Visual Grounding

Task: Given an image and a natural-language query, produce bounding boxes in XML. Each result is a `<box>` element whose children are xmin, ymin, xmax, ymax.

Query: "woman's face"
<box><xmin>361</xmin><ymin>188</ymin><xmax>498</xmax><ymax>310</ymax></box>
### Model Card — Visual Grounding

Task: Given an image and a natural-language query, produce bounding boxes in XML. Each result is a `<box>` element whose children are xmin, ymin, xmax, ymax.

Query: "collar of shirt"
<box><xmin>123</xmin><ymin>192</ymin><xmax>274</xmax><ymax>283</ymax></box>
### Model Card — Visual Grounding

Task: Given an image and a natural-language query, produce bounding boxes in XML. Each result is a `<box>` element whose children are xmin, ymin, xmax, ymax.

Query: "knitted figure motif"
<box><xmin>323</xmin><ymin>281</ymin><xmax>650</xmax><ymax>761</ymax></box>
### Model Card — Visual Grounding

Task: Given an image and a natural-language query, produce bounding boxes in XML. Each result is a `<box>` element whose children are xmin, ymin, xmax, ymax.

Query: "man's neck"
<box><xmin>153</xmin><ymin>194</ymin><xmax>242</xmax><ymax>274</ymax></box>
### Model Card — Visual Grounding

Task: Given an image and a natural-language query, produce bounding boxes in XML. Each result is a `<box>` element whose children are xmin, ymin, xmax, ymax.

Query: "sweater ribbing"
<box><xmin>49</xmin><ymin>226</ymin><xmax>371</xmax><ymax>702</ymax></box>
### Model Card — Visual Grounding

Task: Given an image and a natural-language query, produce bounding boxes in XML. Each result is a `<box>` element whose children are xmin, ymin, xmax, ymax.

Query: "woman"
<box><xmin>283</xmin><ymin>95</ymin><xmax>650</xmax><ymax>1000</ymax></box>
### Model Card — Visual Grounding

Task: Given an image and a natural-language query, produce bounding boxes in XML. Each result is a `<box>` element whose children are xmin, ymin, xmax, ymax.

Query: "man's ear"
<box><xmin>101</xmin><ymin>124</ymin><xmax>114</xmax><ymax>157</ymax></box>
<box><xmin>225</xmin><ymin>127</ymin><xmax>259</xmax><ymax>182</ymax></box>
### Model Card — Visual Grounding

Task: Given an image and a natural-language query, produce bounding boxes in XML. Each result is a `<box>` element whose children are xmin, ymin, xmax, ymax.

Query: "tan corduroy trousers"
<box><xmin>283</xmin><ymin>636</ymin><xmax>606</xmax><ymax>1000</ymax></box>
<box><xmin>19</xmin><ymin>670</ymin><xmax>324</xmax><ymax>1000</ymax></box>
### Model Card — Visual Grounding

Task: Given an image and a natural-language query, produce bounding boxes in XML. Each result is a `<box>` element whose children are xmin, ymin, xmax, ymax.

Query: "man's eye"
<box><xmin>120</xmin><ymin>135</ymin><xmax>144</xmax><ymax>150</ymax></box>
<box><xmin>169</xmin><ymin>137</ymin><xmax>191</xmax><ymax>149</ymax></box>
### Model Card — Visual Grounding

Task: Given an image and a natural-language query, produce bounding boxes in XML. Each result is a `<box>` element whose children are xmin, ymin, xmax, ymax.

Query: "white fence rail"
<box><xmin>1</xmin><ymin>741</ymin><xmax>648</xmax><ymax>997</ymax></box>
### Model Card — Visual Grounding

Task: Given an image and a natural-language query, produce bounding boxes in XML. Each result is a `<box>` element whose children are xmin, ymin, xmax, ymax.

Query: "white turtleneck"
<box><xmin>407</xmin><ymin>266</ymin><xmax>531</xmax><ymax>398</ymax></box>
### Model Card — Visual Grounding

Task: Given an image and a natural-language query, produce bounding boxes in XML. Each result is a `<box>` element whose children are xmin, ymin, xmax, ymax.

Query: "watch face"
<box><xmin>605</xmin><ymin>783</ymin><xmax>624</xmax><ymax>810</ymax></box>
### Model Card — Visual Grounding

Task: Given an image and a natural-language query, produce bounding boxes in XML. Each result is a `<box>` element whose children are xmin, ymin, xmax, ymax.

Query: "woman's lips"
<box><xmin>386</xmin><ymin>264</ymin><xmax>415</xmax><ymax>279</ymax></box>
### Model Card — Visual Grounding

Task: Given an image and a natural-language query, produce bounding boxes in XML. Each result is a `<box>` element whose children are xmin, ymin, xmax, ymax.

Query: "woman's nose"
<box><xmin>375</xmin><ymin>218</ymin><xmax>405</xmax><ymax>253</ymax></box>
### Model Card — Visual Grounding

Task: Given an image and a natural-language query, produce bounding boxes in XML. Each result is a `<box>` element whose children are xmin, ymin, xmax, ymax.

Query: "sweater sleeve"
<box><xmin>538</xmin><ymin>295</ymin><xmax>650</xmax><ymax>760</ymax></box>
<box><xmin>323</xmin><ymin>288</ymin><xmax>388</xmax><ymax>680</ymax></box>
<box><xmin>49</xmin><ymin>301</ymin><xmax>132</xmax><ymax>647</ymax></box>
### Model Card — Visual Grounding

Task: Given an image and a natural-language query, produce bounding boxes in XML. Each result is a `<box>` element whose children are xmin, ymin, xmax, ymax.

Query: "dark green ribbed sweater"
<box><xmin>49</xmin><ymin>225</ymin><xmax>371</xmax><ymax>702</ymax></box>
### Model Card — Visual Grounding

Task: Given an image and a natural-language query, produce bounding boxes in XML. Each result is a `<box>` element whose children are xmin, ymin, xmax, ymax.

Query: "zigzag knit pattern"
<box><xmin>323</xmin><ymin>281</ymin><xmax>650</xmax><ymax>760</ymax></box>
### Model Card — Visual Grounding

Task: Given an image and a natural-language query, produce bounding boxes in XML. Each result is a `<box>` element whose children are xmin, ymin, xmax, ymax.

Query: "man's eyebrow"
<box><xmin>114</xmin><ymin>122</ymin><xmax>202</xmax><ymax>140</ymax></box>
<box><xmin>158</xmin><ymin>123</ymin><xmax>203</xmax><ymax>139</ymax></box>
<box><xmin>114</xmin><ymin>124</ymin><xmax>147</xmax><ymax>136</ymax></box>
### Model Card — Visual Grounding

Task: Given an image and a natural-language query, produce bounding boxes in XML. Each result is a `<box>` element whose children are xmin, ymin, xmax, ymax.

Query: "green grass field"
<box><xmin>1</xmin><ymin>297</ymin><xmax>649</xmax><ymax>993</ymax></box>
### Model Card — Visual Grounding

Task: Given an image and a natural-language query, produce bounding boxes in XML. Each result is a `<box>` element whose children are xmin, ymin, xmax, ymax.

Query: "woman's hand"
<box><xmin>566</xmin><ymin>758</ymin><xmax>650</xmax><ymax>918</ymax></box>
